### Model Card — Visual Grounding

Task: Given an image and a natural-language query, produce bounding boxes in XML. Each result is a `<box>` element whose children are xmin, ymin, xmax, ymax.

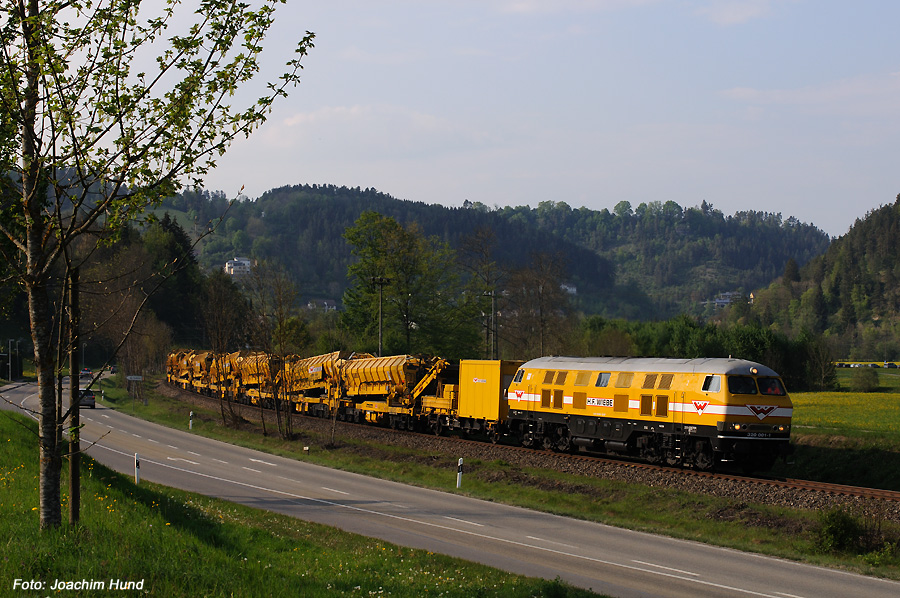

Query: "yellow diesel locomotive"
<box><xmin>506</xmin><ymin>356</ymin><xmax>793</xmax><ymax>472</ymax></box>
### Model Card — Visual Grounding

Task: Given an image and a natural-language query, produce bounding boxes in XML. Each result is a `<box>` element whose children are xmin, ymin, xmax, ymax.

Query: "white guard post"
<box><xmin>456</xmin><ymin>458</ymin><xmax>463</xmax><ymax>489</ymax></box>
<box><xmin>135</xmin><ymin>453</ymin><xmax>140</xmax><ymax>484</ymax></box>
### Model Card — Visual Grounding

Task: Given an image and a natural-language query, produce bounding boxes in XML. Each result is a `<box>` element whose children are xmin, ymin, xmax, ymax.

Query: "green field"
<box><xmin>766</xmin><ymin>368</ymin><xmax>900</xmax><ymax>488</ymax></box>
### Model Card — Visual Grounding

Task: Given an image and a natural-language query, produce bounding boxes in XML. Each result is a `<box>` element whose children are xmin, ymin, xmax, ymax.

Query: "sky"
<box><xmin>201</xmin><ymin>1</ymin><xmax>900</xmax><ymax>238</ymax></box>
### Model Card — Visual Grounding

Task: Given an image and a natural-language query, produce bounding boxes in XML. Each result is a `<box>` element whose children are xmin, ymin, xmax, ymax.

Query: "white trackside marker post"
<box><xmin>456</xmin><ymin>458</ymin><xmax>463</xmax><ymax>489</ymax></box>
<box><xmin>135</xmin><ymin>453</ymin><xmax>140</xmax><ymax>484</ymax></box>
<box><xmin>189</xmin><ymin>411</ymin><xmax>193</xmax><ymax>430</ymax></box>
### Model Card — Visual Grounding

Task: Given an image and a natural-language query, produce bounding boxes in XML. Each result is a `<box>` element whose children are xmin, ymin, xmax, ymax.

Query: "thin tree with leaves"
<box><xmin>0</xmin><ymin>1</ymin><xmax>313</xmax><ymax>529</ymax></box>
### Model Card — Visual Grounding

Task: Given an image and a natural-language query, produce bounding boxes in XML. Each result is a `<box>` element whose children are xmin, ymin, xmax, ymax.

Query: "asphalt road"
<box><xmin>3</xmin><ymin>380</ymin><xmax>899</xmax><ymax>598</ymax></box>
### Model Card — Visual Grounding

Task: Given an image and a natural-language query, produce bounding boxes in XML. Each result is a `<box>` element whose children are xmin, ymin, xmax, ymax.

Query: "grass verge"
<box><xmin>0</xmin><ymin>411</ymin><xmax>601</xmax><ymax>598</ymax></box>
<box><xmin>91</xmin><ymin>376</ymin><xmax>900</xmax><ymax>581</ymax></box>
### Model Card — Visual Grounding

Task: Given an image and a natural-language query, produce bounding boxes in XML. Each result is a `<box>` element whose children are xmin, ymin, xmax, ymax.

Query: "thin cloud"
<box><xmin>721</xmin><ymin>71</ymin><xmax>900</xmax><ymax>116</ymax></box>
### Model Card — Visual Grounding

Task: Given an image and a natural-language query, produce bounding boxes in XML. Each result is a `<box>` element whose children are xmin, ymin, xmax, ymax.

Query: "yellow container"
<box><xmin>457</xmin><ymin>360</ymin><xmax>522</xmax><ymax>421</ymax></box>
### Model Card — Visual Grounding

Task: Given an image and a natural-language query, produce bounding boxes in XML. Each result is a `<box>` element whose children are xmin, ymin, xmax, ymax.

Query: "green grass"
<box><xmin>0</xmin><ymin>412</ymin><xmax>602</xmax><ymax>598</ymax></box>
<box><xmin>92</xmin><ymin>377</ymin><xmax>900</xmax><ymax>580</ymax></box>
<box><xmin>769</xmin><ymin>371</ymin><xmax>900</xmax><ymax>489</ymax></box>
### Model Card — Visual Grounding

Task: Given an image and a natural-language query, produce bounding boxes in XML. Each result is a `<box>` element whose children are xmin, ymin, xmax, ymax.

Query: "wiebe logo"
<box><xmin>692</xmin><ymin>400</ymin><xmax>709</xmax><ymax>415</ymax></box>
<box><xmin>748</xmin><ymin>405</ymin><xmax>777</xmax><ymax>420</ymax></box>
<box><xmin>515</xmin><ymin>390</ymin><xmax>524</xmax><ymax>398</ymax></box>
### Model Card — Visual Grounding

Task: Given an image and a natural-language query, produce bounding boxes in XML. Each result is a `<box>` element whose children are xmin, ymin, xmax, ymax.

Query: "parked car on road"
<box><xmin>80</xmin><ymin>368</ymin><xmax>92</xmax><ymax>378</ymax></box>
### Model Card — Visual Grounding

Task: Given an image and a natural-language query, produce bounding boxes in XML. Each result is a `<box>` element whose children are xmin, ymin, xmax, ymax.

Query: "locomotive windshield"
<box><xmin>727</xmin><ymin>376</ymin><xmax>758</xmax><ymax>395</ymax></box>
<box><xmin>757</xmin><ymin>377</ymin><xmax>786</xmax><ymax>396</ymax></box>
<box><xmin>727</xmin><ymin>376</ymin><xmax>787</xmax><ymax>396</ymax></box>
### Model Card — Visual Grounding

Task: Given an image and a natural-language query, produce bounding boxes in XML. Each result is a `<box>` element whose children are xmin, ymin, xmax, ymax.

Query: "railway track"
<box><xmin>435</xmin><ymin>430</ymin><xmax>900</xmax><ymax>503</ymax></box>
<box><xmin>160</xmin><ymin>382</ymin><xmax>900</xmax><ymax>518</ymax></box>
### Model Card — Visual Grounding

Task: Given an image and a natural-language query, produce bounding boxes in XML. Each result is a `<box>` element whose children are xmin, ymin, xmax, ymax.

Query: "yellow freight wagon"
<box><xmin>454</xmin><ymin>360</ymin><xmax>522</xmax><ymax>438</ymax></box>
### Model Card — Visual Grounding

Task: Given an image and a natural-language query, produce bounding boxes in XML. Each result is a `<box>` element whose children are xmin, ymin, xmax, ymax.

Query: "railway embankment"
<box><xmin>156</xmin><ymin>381</ymin><xmax>900</xmax><ymax>526</ymax></box>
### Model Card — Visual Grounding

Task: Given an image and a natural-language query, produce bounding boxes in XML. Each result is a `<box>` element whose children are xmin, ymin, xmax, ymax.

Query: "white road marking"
<box><xmin>775</xmin><ymin>593</ymin><xmax>808</xmax><ymax>598</ymax></box>
<box><xmin>213</xmin><ymin>459</ymin><xmax>228</xmax><ymax>464</ymax></box>
<box><xmin>188</xmin><ymin>451</ymin><xmax>201</xmax><ymax>456</ymax></box>
<box><xmin>101</xmin><ymin>414</ymin><xmax>110</xmax><ymax>419</ymax></box>
<box><xmin>243</xmin><ymin>467</ymin><xmax>261</xmax><ymax>473</ymax></box>
<box><xmin>132</xmin><ymin>434</ymin><xmax>142</xmax><ymax>438</ymax></box>
<box><xmin>166</xmin><ymin>457</ymin><xmax>199</xmax><ymax>465</ymax></box>
<box><xmin>147</xmin><ymin>439</ymin><xmax>158</xmax><ymax>444</ymax></box>
<box><xmin>632</xmin><ymin>560</ymin><xmax>700</xmax><ymax>577</ymax></box>
<box><xmin>321</xmin><ymin>487</ymin><xmax>349</xmax><ymax>495</ymax></box>
<box><xmin>250</xmin><ymin>458</ymin><xmax>277</xmax><ymax>467</ymax></box>
<box><xmin>167</xmin><ymin>445</ymin><xmax>178</xmax><ymax>449</ymax></box>
<box><xmin>526</xmin><ymin>536</ymin><xmax>575</xmax><ymax>549</ymax></box>
<box><xmin>445</xmin><ymin>516</ymin><xmax>484</xmax><ymax>527</ymax></box>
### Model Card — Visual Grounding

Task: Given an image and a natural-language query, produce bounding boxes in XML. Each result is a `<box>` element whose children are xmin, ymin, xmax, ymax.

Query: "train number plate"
<box><xmin>587</xmin><ymin>398</ymin><xmax>613</xmax><ymax>408</ymax></box>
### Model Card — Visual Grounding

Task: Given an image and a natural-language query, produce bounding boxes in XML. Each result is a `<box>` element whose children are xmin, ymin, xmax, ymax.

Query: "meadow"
<box><xmin>770</xmin><ymin>368</ymin><xmax>900</xmax><ymax>488</ymax></box>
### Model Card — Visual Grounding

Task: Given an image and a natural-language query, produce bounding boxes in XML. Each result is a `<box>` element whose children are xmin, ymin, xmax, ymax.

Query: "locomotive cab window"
<box><xmin>758</xmin><ymin>377</ymin><xmax>786</xmax><ymax>396</ymax></box>
<box><xmin>701</xmin><ymin>375</ymin><xmax>720</xmax><ymax>393</ymax></box>
<box><xmin>727</xmin><ymin>376</ymin><xmax>758</xmax><ymax>395</ymax></box>
<box><xmin>513</xmin><ymin>369</ymin><xmax>524</xmax><ymax>383</ymax></box>
<box><xmin>595</xmin><ymin>372</ymin><xmax>611</xmax><ymax>387</ymax></box>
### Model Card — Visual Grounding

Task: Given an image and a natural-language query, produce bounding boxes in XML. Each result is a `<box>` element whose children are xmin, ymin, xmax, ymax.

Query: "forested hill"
<box><xmin>164</xmin><ymin>185</ymin><xmax>830</xmax><ymax>319</ymax></box>
<box><xmin>736</xmin><ymin>195</ymin><xmax>900</xmax><ymax>359</ymax></box>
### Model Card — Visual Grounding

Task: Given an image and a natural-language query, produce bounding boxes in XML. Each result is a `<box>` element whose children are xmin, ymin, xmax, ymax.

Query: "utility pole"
<box><xmin>372</xmin><ymin>277</ymin><xmax>390</xmax><ymax>357</ymax></box>
<box><xmin>483</xmin><ymin>290</ymin><xmax>498</xmax><ymax>360</ymax></box>
<box><xmin>491</xmin><ymin>289</ymin><xmax>498</xmax><ymax>360</ymax></box>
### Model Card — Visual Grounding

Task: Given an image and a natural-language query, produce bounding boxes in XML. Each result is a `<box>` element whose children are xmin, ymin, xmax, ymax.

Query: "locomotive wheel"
<box><xmin>693</xmin><ymin>441</ymin><xmax>714</xmax><ymax>471</ymax></box>
<box><xmin>521</xmin><ymin>430</ymin><xmax>536</xmax><ymax>449</ymax></box>
<box><xmin>555</xmin><ymin>433</ymin><xmax>571</xmax><ymax>453</ymax></box>
<box><xmin>542</xmin><ymin>435</ymin><xmax>555</xmax><ymax>451</ymax></box>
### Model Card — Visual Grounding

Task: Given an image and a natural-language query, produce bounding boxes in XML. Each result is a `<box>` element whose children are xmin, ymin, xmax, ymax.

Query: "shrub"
<box><xmin>816</xmin><ymin>507</ymin><xmax>863</xmax><ymax>553</ymax></box>
<box><xmin>850</xmin><ymin>366</ymin><xmax>879</xmax><ymax>392</ymax></box>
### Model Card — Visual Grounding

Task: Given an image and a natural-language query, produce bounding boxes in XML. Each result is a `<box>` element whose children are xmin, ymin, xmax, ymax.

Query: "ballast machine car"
<box><xmin>168</xmin><ymin>350</ymin><xmax>793</xmax><ymax>472</ymax></box>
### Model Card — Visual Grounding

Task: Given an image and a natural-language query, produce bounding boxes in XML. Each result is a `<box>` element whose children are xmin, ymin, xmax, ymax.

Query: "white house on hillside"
<box><xmin>224</xmin><ymin>256</ymin><xmax>252</xmax><ymax>278</ymax></box>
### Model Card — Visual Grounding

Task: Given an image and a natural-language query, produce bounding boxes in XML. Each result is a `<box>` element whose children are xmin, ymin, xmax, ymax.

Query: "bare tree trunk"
<box><xmin>29</xmin><ymin>283</ymin><xmax>62</xmax><ymax>529</ymax></box>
